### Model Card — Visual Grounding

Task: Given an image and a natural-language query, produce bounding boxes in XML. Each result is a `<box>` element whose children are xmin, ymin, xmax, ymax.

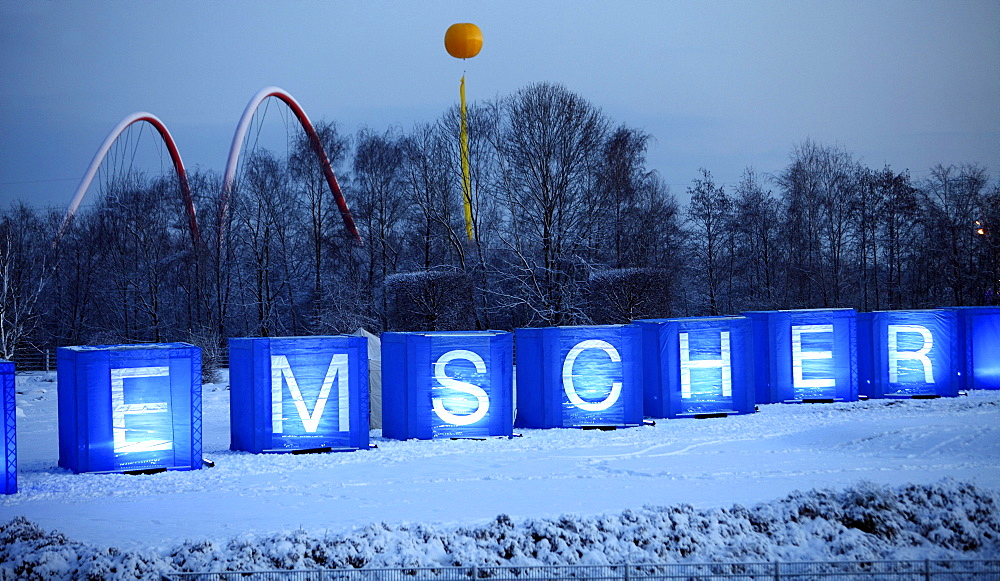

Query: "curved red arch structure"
<box><xmin>55</xmin><ymin>112</ymin><xmax>199</xmax><ymax>246</ymax></box>
<box><xmin>220</xmin><ymin>87</ymin><xmax>363</xmax><ymax>246</ymax></box>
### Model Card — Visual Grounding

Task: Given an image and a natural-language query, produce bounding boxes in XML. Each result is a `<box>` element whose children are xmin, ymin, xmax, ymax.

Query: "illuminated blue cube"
<box><xmin>382</xmin><ymin>331</ymin><xmax>512</xmax><ymax>440</ymax></box>
<box><xmin>229</xmin><ymin>336</ymin><xmax>369</xmax><ymax>453</ymax></box>
<box><xmin>860</xmin><ymin>310</ymin><xmax>959</xmax><ymax>398</ymax></box>
<box><xmin>1</xmin><ymin>360</ymin><xmax>15</xmax><ymax>494</ymax></box>
<box><xmin>948</xmin><ymin>307</ymin><xmax>1000</xmax><ymax>390</ymax></box>
<box><xmin>744</xmin><ymin>309</ymin><xmax>858</xmax><ymax>403</ymax></box>
<box><xmin>514</xmin><ymin>325</ymin><xmax>642</xmax><ymax>428</ymax></box>
<box><xmin>57</xmin><ymin>343</ymin><xmax>202</xmax><ymax>474</ymax></box>
<box><xmin>637</xmin><ymin>317</ymin><xmax>756</xmax><ymax>418</ymax></box>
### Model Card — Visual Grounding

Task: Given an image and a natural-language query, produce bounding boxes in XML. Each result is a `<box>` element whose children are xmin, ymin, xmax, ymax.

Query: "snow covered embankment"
<box><xmin>1</xmin><ymin>479</ymin><xmax>998</xmax><ymax>580</ymax></box>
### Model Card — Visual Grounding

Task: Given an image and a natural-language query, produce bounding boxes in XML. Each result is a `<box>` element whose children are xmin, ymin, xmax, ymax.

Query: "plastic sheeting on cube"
<box><xmin>57</xmin><ymin>343</ymin><xmax>202</xmax><ymax>474</ymax></box>
<box><xmin>381</xmin><ymin>331</ymin><xmax>513</xmax><ymax>440</ymax></box>
<box><xmin>947</xmin><ymin>307</ymin><xmax>1000</xmax><ymax>390</ymax></box>
<box><xmin>514</xmin><ymin>325</ymin><xmax>642</xmax><ymax>429</ymax></box>
<box><xmin>856</xmin><ymin>312</ymin><xmax>877</xmax><ymax>398</ymax></box>
<box><xmin>637</xmin><ymin>317</ymin><xmax>756</xmax><ymax>418</ymax></box>
<box><xmin>1</xmin><ymin>360</ymin><xmax>15</xmax><ymax>494</ymax></box>
<box><xmin>743</xmin><ymin>309</ymin><xmax>858</xmax><ymax>404</ymax></box>
<box><xmin>859</xmin><ymin>310</ymin><xmax>959</xmax><ymax>398</ymax></box>
<box><xmin>382</xmin><ymin>331</ymin><xmax>512</xmax><ymax>440</ymax></box>
<box><xmin>230</xmin><ymin>336</ymin><xmax>369</xmax><ymax>453</ymax></box>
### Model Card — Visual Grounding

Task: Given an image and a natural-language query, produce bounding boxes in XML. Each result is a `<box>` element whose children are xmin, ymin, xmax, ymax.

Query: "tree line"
<box><xmin>2</xmin><ymin>82</ymin><xmax>998</xmax><ymax>367</ymax></box>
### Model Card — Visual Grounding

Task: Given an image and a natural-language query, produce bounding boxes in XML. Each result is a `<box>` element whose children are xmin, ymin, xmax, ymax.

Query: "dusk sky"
<box><xmin>1</xmin><ymin>1</ymin><xmax>997</xmax><ymax>212</ymax></box>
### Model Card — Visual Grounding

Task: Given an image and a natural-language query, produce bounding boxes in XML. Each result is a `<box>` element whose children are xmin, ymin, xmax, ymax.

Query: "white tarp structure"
<box><xmin>353</xmin><ymin>328</ymin><xmax>382</xmax><ymax>429</ymax></box>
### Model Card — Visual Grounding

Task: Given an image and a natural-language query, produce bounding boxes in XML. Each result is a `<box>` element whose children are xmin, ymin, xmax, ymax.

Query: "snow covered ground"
<box><xmin>1</xmin><ymin>370</ymin><xmax>999</xmax><ymax>577</ymax></box>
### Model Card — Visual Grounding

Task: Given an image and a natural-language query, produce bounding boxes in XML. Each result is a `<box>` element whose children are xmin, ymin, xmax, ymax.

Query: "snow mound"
<box><xmin>2</xmin><ymin>480</ymin><xmax>997</xmax><ymax>579</ymax></box>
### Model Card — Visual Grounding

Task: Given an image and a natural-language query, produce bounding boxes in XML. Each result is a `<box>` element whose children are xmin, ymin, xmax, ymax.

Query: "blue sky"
<box><xmin>1</xmin><ymin>0</ymin><xmax>998</xmax><ymax>211</ymax></box>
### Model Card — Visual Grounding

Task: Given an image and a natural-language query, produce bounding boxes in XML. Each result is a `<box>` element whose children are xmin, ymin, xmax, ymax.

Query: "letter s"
<box><xmin>433</xmin><ymin>349</ymin><xmax>490</xmax><ymax>426</ymax></box>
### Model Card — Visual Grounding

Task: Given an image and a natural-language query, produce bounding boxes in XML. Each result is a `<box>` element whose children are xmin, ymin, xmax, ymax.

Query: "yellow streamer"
<box><xmin>460</xmin><ymin>75</ymin><xmax>474</xmax><ymax>241</ymax></box>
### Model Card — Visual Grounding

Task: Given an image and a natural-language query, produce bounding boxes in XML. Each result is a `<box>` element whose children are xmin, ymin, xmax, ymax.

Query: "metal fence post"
<box><xmin>471</xmin><ymin>565</ymin><xmax>478</xmax><ymax>580</ymax></box>
<box><xmin>774</xmin><ymin>560</ymin><xmax>780</xmax><ymax>581</ymax></box>
<box><xmin>925</xmin><ymin>558</ymin><xmax>931</xmax><ymax>581</ymax></box>
<box><xmin>624</xmin><ymin>562</ymin><xmax>630</xmax><ymax>581</ymax></box>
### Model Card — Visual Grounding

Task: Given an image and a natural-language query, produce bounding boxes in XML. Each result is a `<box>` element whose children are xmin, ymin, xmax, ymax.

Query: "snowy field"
<box><xmin>1</xmin><ymin>370</ymin><xmax>999</xmax><ymax>577</ymax></box>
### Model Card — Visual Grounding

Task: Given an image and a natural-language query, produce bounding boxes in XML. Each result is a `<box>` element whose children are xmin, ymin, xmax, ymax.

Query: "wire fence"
<box><xmin>7</xmin><ymin>348</ymin><xmax>56</xmax><ymax>372</ymax></box>
<box><xmin>163</xmin><ymin>560</ymin><xmax>1000</xmax><ymax>581</ymax></box>
<box><xmin>8</xmin><ymin>347</ymin><xmax>230</xmax><ymax>372</ymax></box>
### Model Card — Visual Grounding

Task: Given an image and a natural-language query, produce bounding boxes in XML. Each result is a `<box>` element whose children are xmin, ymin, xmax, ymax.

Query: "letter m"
<box><xmin>271</xmin><ymin>354</ymin><xmax>350</xmax><ymax>433</ymax></box>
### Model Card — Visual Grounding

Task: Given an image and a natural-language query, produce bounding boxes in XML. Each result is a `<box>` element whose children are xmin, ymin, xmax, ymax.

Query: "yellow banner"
<box><xmin>460</xmin><ymin>75</ymin><xmax>474</xmax><ymax>241</ymax></box>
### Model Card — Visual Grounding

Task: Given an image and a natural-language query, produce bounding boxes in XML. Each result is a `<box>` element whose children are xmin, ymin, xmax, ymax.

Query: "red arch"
<box><xmin>56</xmin><ymin>112</ymin><xmax>199</xmax><ymax>246</ymax></box>
<box><xmin>220</xmin><ymin>87</ymin><xmax>362</xmax><ymax>246</ymax></box>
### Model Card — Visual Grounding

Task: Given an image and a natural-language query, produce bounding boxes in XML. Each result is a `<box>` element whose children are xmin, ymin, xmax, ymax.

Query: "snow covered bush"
<box><xmin>1</xmin><ymin>480</ymin><xmax>997</xmax><ymax>579</ymax></box>
<box><xmin>586</xmin><ymin>268</ymin><xmax>677</xmax><ymax>324</ymax></box>
<box><xmin>384</xmin><ymin>269</ymin><xmax>476</xmax><ymax>332</ymax></box>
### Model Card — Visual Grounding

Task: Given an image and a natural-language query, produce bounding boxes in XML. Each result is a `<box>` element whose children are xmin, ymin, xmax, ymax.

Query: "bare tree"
<box><xmin>446</xmin><ymin>99</ymin><xmax>508</xmax><ymax>329</ymax></box>
<box><xmin>595</xmin><ymin>125</ymin><xmax>652</xmax><ymax>267</ymax></box>
<box><xmin>496</xmin><ymin>82</ymin><xmax>609</xmax><ymax>326</ymax></box>
<box><xmin>47</xmin><ymin>209</ymin><xmax>101</xmax><ymax>346</ymax></box>
<box><xmin>12</xmin><ymin>86</ymin><xmax>1000</xmax><ymax>353</ymax></box>
<box><xmin>919</xmin><ymin>163</ymin><xmax>990</xmax><ymax>306</ymax></box>
<box><xmin>351</xmin><ymin>128</ymin><xmax>410</xmax><ymax>329</ymax></box>
<box><xmin>96</xmin><ymin>175</ymin><xmax>191</xmax><ymax>343</ymax></box>
<box><xmin>401</xmin><ymin>122</ymin><xmax>463</xmax><ymax>270</ymax></box>
<box><xmin>229</xmin><ymin>151</ymin><xmax>306</xmax><ymax>336</ymax></box>
<box><xmin>587</xmin><ymin>129</ymin><xmax>685</xmax><ymax>321</ymax></box>
<box><xmin>289</xmin><ymin>120</ymin><xmax>351</xmax><ymax>331</ymax></box>
<box><xmin>0</xmin><ymin>204</ymin><xmax>48</xmax><ymax>359</ymax></box>
<box><xmin>729</xmin><ymin>168</ymin><xmax>781</xmax><ymax>311</ymax></box>
<box><xmin>877</xmin><ymin>168</ymin><xmax>922</xmax><ymax>310</ymax></box>
<box><xmin>686</xmin><ymin>168</ymin><xmax>730</xmax><ymax>316</ymax></box>
<box><xmin>776</xmin><ymin>141</ymin><xmax>861</xmax><ymax>308</ymax></box>
<box><xmin>851</xmin><ymin>166</ymin><xmax>920</xmax><ymax>311</ymax></box>
<box><xmin>976</xmin><ymin>183</ymin><xmax>1000</xmax><ymax>305</ymax></box>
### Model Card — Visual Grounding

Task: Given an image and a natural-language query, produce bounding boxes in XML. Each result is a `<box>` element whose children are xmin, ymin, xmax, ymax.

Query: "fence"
<box><xmin>8</xmin><ymin>347</ymin><xmax>230</xmax><ymax>372</ymax></box>
<box><xmin>7</xmin><ymin>348</ymin><xmax>56</xmax><ymax>372</ymax></box>
<box><xmin>163</xmin><ymin>560</ymin><xmax>1000</xmax><ymax>581</ymax></box>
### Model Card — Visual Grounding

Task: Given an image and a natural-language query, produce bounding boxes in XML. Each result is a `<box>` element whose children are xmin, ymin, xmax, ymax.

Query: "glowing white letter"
<box><xmin>433</xmin><ymin>349</ymin><xmax>490</xmax><ymax>426</ymax></box>
<box><xmin>111</xmin><ymin>366</ymin><xmax>172</xmax><ymax>454</ymax></box>
<box><xmin>888</xmin><ymin>325</ymin><xmax>935</xmax><ymax>383</ymax></box>
<box><xmin>792</xmin><ymin>324</ymin><xmax>835</xmax><ymax>389</ymax></box>
<box><xmin>680</xmin><ymin>331</ymin><xmax>732</xmax><ymax>399</ymax></box>
<box><xmin>562</xmin><ymin>339</ymin><xmax>623</xmax><ymax>411</ymax></box>
<box><xmin>271</xmin><ymin>354</ymin><xmax>350</xmax><ymax>433</ymax></box>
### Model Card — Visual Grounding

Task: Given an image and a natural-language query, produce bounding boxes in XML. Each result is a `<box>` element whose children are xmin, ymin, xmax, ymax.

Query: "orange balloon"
<box><xmin>444</xmin><ymin>23</ymin><xmax>483</xmax><ymax>59</ymax></box>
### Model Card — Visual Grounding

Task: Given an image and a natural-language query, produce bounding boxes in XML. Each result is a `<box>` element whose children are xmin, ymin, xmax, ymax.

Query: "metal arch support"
<box><xmin>55</xmin><ymin>112</ymin><xmax>199</xmax><ymax>247</ymax></box>
<box><xmin>220</xmin><ymin>86</ymin><xmax>363</xmax><ymax>246</ymax></box>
